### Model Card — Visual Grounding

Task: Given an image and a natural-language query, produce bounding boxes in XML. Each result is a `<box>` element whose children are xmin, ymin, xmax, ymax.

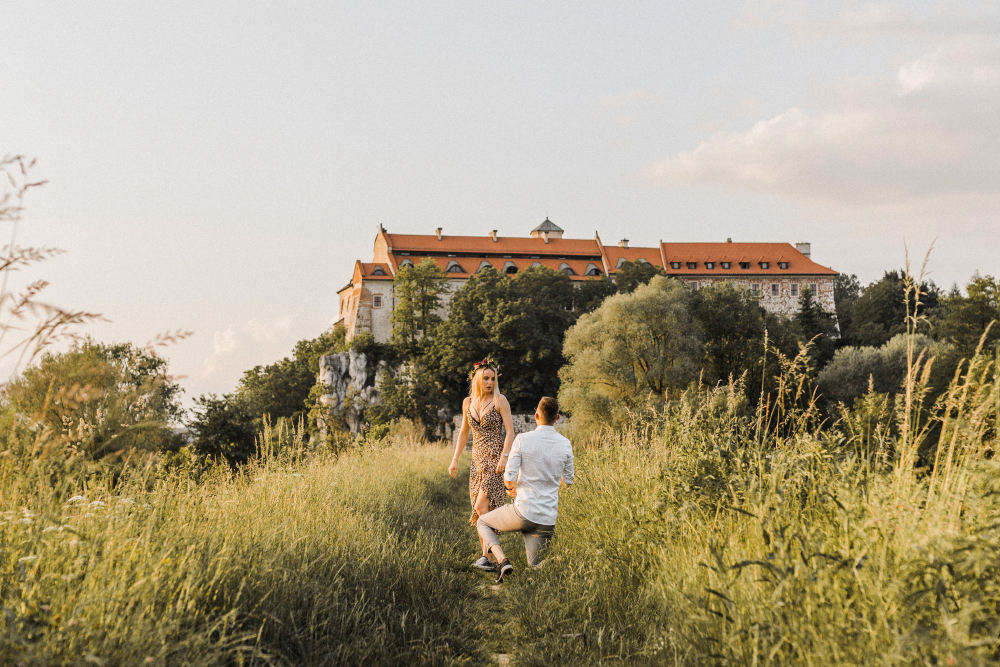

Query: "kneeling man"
<box><xmin>477</xmin><ymin>396</ymin><xmax>574</xmax><ymax>583</ymax></box>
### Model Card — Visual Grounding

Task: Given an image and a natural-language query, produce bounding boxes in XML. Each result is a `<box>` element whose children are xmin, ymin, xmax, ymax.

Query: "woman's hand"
<box><xmin>448</xmin><ymin>460</ymin><xmax>458</xmax><ymax>478</ymax></box>
<box><xmin>495</xmin><ymin>460</ymin><xmax>505</xmax><ymax>475</ymax></box>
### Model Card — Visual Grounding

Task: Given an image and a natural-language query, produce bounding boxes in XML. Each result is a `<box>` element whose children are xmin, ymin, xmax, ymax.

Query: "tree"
<box><xmin>427</xmin><ymin>266</ymin><xmax>576</xmax><ymax>412</ymax></box>
<box><xmin>1</xmin><ymin>340</ymin><xmax>184</xmax><ymax>459</ymax></box>
<box><xmin>558</xmin><ymin>276</ymin><xmax>703</xmax><ymax>431</ymax></box>
<box><xmin>187</xmin><ymin>393</ymin><xmax>256</xmax><ymax>462</ymax></box>
<box><xmin>817</xmin><ymin>333</ymin><xmax>951</xmax><ymax>408</ymax></box>
<box><xmin>612</xmin><ymin>260</ymin><xmax>666</xmax><ymax>295</ymax></box>
<box><xmin>235</xmin><ymin>327</ymin><xmax>343</xmax><ymax>429</ymax></box>
<box><xmin>849</xmin><ymin>271</ymin><xmax>940</xmax><ymax>347</ymax></box>
<box><xmin>834</xmin><ymin>273</ymin><xmax>861</xmax><ymax>342</ymax></box>
<box><xmin>795</xmin><ymin>288</ymin><xmax>839</xmax><ymax>367</ymax></box>
<box><xmin>934</xmin><ymin>274</ymin><xmax>1000</xmax><ymax>359</ymax></box>
<box><xmin>391</xmin><ymin>259</ymin><xmax>449</xmax><ymax>352</ymax></box>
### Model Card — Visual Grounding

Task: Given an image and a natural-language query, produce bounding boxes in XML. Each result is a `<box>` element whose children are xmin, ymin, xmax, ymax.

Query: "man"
<box><xmin>476</xmin><ymin>396</ymin><xmax>575</xmax><ymax>583</ymax></box>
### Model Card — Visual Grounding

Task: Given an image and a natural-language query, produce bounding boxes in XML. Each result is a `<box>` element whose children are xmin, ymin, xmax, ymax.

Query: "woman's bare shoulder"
<box><xmin>462</xmin><ymin>396</ymin><xmax>471</xmax><ymax>409</ymax></box>
<box><xmin>496</xmin><ymin>394</ymin><xmax>511</xmax><ymax>409</ymax></box>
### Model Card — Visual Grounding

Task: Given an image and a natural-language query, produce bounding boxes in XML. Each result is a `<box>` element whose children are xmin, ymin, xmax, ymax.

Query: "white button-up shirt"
<box><xmin>503</xmin><ymin>425</ymin><xmax>575</xmax><ymax>525</ymax></box>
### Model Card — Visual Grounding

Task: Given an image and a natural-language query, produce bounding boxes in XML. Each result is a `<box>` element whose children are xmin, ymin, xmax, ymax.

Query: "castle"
<box><xmin>336</xmin><ymin>219</ymin><xmax>838</xmax><ymax>342</ymax></box>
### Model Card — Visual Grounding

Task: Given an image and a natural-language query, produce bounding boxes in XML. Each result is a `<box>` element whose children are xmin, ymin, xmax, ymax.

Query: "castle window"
<box><xmin>740</xmin><ymin>262</ymin><xmax>751</xmax><ymax>270</ymax></box>
<box><xmin>502</xmin><ymin>261</ymin><xmax>518</xmax><ymax>274</ymax></box>
<box><xmin>670</xmin><ymin>262</ymin><xmax>681</xmax><ymax>269</ymax></box>
<box><xmin>751</xmin><ymin>283</ymin><xmax>760</xmax><ymax>296</ymax></box>
<box><xmin>371</xmin><ymin>267</ymin><xmax>387</xmax><ymax>276</ymax></box>
<box><xmin>760</xmin><ymin>262</ymin><xmax>770</xmax><ymax>269</ymax></box>
<box><xmin>687</xmin><ymin>262</ymin><xmax>697</xmax><ymax>270</ymax></box>
<box><xmin>445</xmin><ymin>261</ymin><xmax>465</xmax><ymax>273</ymax></box>
<box><xmin>688</xmin><ymin>281</ymin><xmax>699</xmax><ymax>289</ymax></box>
<box><xmin>779</xmin><ymin>262</ymin><xmax>789</xmax><ymax>269</ymax></box>
<box><xmin>584</xmin><ymin>263</ymin><xmax>602</xmax><ymax>276</ymax></box>
<box><xmin>721</xmin><ymin>262</ymin><xmax>731</xmax><ymax>269</ymax></box>
<box><xmin>809</xmin><ymin>283</ymin><xmax>818</xmax><ymax>296</ymax></box>
<box><xmin>706</xmin><ymin>262</ymin><xmax>715</xmax><ymax>269</ymax></box>
<box><xmin>560</xmin><ymin>263</ymin><xmax>577</xmax><ymax>276</ymax></box>
<box><xmin>790</xmin><ymin>283</ymin><xmax>799</xmax><ymax>297</ymax></box>
<box><xmin>373</xmin><ymin>295</ymin><xmax>383</xmax><ymax>308</ymax></box>
<box><xmin>770</xmin><ymin>284</ymin><xmax>779</xmax><ymax>297</ymax></box>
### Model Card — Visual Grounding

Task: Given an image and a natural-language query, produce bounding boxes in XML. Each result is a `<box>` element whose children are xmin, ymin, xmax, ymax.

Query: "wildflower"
<box><xmin>88</xmin><ymin>500</ymin><xmax>105</xmax><ymax>508</ymax></box>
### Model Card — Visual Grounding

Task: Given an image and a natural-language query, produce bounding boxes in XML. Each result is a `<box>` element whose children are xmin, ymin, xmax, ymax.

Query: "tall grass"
<box><xmin>502</xmin><ymin>333</ymin><xmax>999</xmax><ymax>665</ymax></box>
<box><xmin>0</xmin><ymin>422</ymin><xmax>489</xmax><ymax>666</ymax></box>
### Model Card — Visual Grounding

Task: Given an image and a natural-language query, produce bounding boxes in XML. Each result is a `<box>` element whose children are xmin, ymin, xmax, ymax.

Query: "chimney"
<box><xmin>436</xmin><ymin>227</ymin><xmax>443</xmax><ymax>241</ymax></box>
<box><xmin>795</xmin><ymin>242</ymin><xmax>811</xmax><ymax>257</ymax></box>
<box><xmin>542</xmin><ymin>231</ymin><xmax>550</xmax><ymax>244</ymax></box>
<box><xmin>727</xmin><ymin>238</ymin><xmax>732</xmax><ymax>243</ymax></box>
<box><xmin>490</xmin><ymin>230</ymin><xmax>498</xmax><ymax>242</ymax></box>
<box><xmin>618</xmin><ymin>239</ymin><xmax>629</xmax><ymax>248</ymax></box>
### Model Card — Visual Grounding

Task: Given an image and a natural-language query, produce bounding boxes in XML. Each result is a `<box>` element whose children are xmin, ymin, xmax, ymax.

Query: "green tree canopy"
<box><xmin>934</xmin><ymin>274</ymin><xmax>1000</xmax><ymax>359</ymax></box>
<box><xmin>1</xmin><ymin>340</ymin><xmax>184</xmax><ymax>459</ymax></box>
<box><xmin>391</xmin><ymin>259</ymin><xmax>449</xmax><ymax>352</ymax></box>
<box><xmin>558</xmin><ymin>276</ymin><xmax>702</xmax><ymax>431</ymax></box>
<box><xmin>427</xmin><ymin>266</ymin><xmax>575</xmax><ymax>412</ymax></box>
<box><xmin>849</xmin><ymin>271</ymin><xmax>940</xmax><ymax>347</ymax></box>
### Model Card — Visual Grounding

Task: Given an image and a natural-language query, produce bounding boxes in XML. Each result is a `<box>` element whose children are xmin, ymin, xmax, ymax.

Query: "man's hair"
<box><xmin>537</xmin><ymin>396</ymin><xmax>559</xmax><ymax>424</ymax></box>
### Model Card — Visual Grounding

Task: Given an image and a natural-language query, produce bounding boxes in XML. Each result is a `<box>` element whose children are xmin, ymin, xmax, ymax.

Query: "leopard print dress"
<box><xmin>468</xmin><ymin>401</ymin><xmax>507</xmax><ymax>527</ymax></box>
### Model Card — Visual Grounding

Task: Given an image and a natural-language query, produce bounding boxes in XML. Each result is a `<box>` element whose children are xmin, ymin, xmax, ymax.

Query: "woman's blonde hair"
<box><xmin>469</xmin><ymin>365</ymin><xmax>500</xmax><ymax>402</ymax></box>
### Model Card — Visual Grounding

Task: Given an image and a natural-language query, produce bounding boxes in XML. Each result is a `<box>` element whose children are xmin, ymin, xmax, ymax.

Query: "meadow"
<box><xmin>2</xmin><ymin>331</ymin><xmax>998</xmax><ymax>666</ymax></box>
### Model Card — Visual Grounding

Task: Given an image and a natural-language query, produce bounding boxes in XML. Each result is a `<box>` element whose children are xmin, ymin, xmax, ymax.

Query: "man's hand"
<box><xmin>447</xmin><ymin>460</ymin><xmax>458</xmax><ymax>478</ymax></box>
<box><xmin>506</xmin><ymin>487</ymin><xmax>517</xmax><ymax>497</ymax></box>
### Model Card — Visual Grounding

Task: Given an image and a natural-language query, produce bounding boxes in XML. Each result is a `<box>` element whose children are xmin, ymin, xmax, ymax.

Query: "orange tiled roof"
<box><xmin>384</xmin><ymin>232</ymin><xmax>601</xmax><ymax>257</ymax></box>
<box><xmin>359</xmin><ymin>262</ymin><xmax>393</xmax><ymax>280</ymax></box>
<box><xmin>392</xmin><ymin>255</ymin><xmax>604</xmax><ymax>280</ymax></box>
<box><xmin>604</xmin><ymin>246</ymin><xmax>664</xmax><ymax>270</ymax></box>
<box><xmin>660</xmin><ymin>243</ymin><xmax>836</xmax><ymax>276</ymax></box>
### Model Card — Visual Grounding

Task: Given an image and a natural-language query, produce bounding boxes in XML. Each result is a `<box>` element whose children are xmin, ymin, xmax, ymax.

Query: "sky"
<box><xmin>2</xmin><ymin>0</ymin><xmax>998</xmax><ymax>405</ymax></box>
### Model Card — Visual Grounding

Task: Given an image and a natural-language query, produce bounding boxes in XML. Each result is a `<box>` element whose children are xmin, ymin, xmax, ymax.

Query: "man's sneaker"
<box><xmin>473</xmin><ymin>556</ymin><xmax>495</xmax><ymax>572</ymax></box>
<box><xmin>495</xmin><ymin>559</ymin><xmax>513</xmax><ymax>583</ymax></box>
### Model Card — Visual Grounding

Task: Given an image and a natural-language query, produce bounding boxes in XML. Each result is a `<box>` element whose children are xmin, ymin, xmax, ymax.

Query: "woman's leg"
<box><xmin>475</xmin><ymin>489</ymin><xmax>491</xmax><ymax>558</ymax></box>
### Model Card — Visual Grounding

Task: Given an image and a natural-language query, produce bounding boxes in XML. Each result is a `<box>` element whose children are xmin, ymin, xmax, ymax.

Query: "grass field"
<box><xmin>1</xmin><ymin>346</ymin><xmax>999</xmax><ymax>666</ymax></box>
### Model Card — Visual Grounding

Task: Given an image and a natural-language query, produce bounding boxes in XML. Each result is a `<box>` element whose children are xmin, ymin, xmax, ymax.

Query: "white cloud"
<box><xmin>644</xmin><ymin>34</ymin><xmax>1000</xmax><ymax>212</ymax></box>
<box><xmin>201</xmin><ymin>316</ymin><xmax>299</xmax><ymax>382</ymax></box>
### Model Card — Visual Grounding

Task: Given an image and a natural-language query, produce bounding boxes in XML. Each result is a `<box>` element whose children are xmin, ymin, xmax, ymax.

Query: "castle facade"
<box><xmin>336</xmin><ymin>219</ymin><xmax>838</xmax><ymax>343</ymax></box>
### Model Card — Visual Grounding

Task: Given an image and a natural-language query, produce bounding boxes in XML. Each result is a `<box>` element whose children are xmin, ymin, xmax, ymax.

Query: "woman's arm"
<box><xmin>495</xmin><ymin>395</ymin><xmax>516</xmax><ymax>474</ymax></box>
<box><xmin>448</xmin><ymin>398</ymin><xmax>471</xmax><ymax>478</ymax></box>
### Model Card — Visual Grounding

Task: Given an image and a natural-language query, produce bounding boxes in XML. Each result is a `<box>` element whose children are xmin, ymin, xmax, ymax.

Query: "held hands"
<box><xmin>447</xmin><ymin>460</ymin><xmax>458</xmax><ymax>478</ymax></box>
<box><xmin>506</xmin><ymin>487</ymin><xmax>517</xmax><ymax>498</ymax></box>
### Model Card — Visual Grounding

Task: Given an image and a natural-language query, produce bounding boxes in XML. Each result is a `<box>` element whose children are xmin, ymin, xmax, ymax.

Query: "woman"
<box><xmin>448</xmin><ymin>359</ymin><xmax>515</xmax><ymax>571</ymax></box>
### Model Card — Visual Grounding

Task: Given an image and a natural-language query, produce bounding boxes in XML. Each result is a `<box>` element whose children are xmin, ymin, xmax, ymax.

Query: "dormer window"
<box><xmin>636</xmin><ymin>259</ymin><xmax>650</xmax><ymax>265</ymax></box>
<box><xmin>670</xmin><ymin>262</ymin><xmax>681</xmax><ymax>269</ymax></box>
<box><xmin>371</xmin><ymin>267</ymin><xmax>387</xmax><ymax>276</ymax></box>
<box><xmin>446</xmin><ymin>262</ymin><xmax>465</xmax><ymax>273</ymax></box>
<box><xmin>759</xmin><ymin>262</ymin><xmax>770</xmax><ymax>269</ymax></box>
<box><xmin>721</xmin><ymin>262</ymin><xmax>731</xmax><ymax>269</ymax></box>
<box><xmin>560</xmin><ymin>263</ymin><xmax>577</xmax><ymax>276</ymax></box>
<box><xmin>584</xmin><ymin>263</ymin><xmax>602</xmax><ymax>277</ymax></box>
<box><xmin>502</xmin><ymin>261</ymin><xmax>518</xmax><ymax>275</ymax></box>
<box><xmin>687</xmin><ymin>262</ymin><xmax>697</xmax><ymax>270</ymax></box>
<box><xmin>739</xmin><ymin>262</ymin><xmax>750</xmax><ymax>270</ymax></box>
<box><xmin>779</xmin><ymin>262</ymin><xmax>789</xmax><ymax>269</ymax></box>
<box><xmin>400</xmin><ymin>259</ymin><xmax>415</xmax><ymax>268</ymax></box>
<box><xmin>706</xmin><ymin>262</ymin><xmax>715</xmax><ymax>269</ymax></box>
